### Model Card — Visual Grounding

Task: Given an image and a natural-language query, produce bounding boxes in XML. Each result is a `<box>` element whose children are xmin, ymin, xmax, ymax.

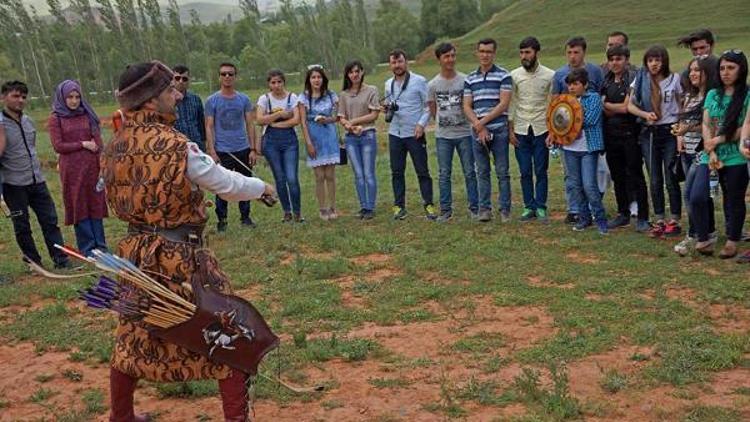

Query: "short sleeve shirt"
<box><xmin>601</xmin><ymin>71</ymin><xmax>637</xmax><ymax>131</ymax></box>
<box><xmin>338</xmin><ymin>84</ymin><xmax>380</xmax><ymax>131</ymax></box>
<box><xmin>298</xmin><ymin>91</ymin><xmax>338</xmax><ymax>118</ymax></box>
<box><xmin>428</xmin><ymin>72</ymin><xmax>471</xmax><ymax>139</ymax></box>
<box><xmin>552</xmin><ymin>63</ymin><xmax>604</xmax><ymax>95</ymax></box>
<box><xmin>700</xmin><ymin>88</ymin><xmax>750</xmax><ymax>167</ymax></box>
<box><xmin>629</xmin><ymin>73</ymin><xmax>683</xmax><ymax>125</ymax></box>
<box><xmin>205</xmin><ymin>92</ymin><xmax>254</xmax><ymax>153</ymax></box>
<box><xmin>463</xmin><ymin>64</ymin><xmax>513</xmax><ymax>131</ymax></box>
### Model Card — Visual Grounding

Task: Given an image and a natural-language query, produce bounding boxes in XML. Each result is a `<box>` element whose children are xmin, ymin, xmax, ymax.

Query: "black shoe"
<box><xmin>356</xmin><ymin>209</ymin><xmax>365</xmax><ymax>219</ymax></box>
<box><xmin>362</xmin><ymin>209</ymin><xmax>375</xmax><ymax>220</ymax></box>
<box><xmin>217</xmin><ymin>219</ymin><xmax>227</xmax><ymax>232</ymax></box>
<box><xmin>607</xmin><ymin>214</ymin><xmax>630</xmax><ymax>229</ymax></box>
<box><xmin>241</xmin><ymin>217</ymin><xmax>257</xmax><ymax>228</ymax></box>
<box><xmin>565</xmin><ymin>213</ymin><xmax>579</xmax><ymax>224</ymax></box>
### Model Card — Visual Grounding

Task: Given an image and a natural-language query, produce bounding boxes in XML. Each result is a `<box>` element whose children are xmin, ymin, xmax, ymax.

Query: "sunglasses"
<box><xmin>723</xmin><ymin>49</ymin><xmax>744</xmax><ymax>55</ymax></box>
<box><xmin>173</xmin><ymin>75</ymin><xmax>189</xmax><ymax>82</ymax></box>
<box><xmin>307</xmin><ymin>64</ymin><xmax>324</xmax><ymax>70</ymax></box>
<box><xmin>220</xmin><ymin>72</ymin><xmax>235</xmax><ymax>77</ymax></box>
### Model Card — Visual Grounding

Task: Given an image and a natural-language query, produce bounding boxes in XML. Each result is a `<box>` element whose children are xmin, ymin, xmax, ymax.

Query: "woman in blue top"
<box><xmin>256</xmin><ymin>69</ymin><xmax>302</xmax><ymax>222</ymax></box>
<box><xmin>298</xmin><ymin>66</ymin><xmax>340</xmax><ymax>221</ymax></box>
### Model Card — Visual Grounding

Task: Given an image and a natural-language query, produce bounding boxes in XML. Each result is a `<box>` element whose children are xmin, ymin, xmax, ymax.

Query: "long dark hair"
<box><xmin>717</xmin><ymin>50</ymin><xmax>749</xmax><ymax>139</ymax></box>
<box><xmin>304</xmin><ymin>66</ymin><xmax>330</xmax><ymax>106</ymax></box>
<box><xmin>682</xmin><ymin>57</ymin><xmax>710</xmax><ymax>98</ymax></box>
<box><xmin>343</xmin><ymin>60</ymin><xmax>364</xmax><ymax>93</ymax></box>
<box><xmin>642</xmin><ymin>45</ymin><xmax>671</xmax><ymax>78</ymax></box>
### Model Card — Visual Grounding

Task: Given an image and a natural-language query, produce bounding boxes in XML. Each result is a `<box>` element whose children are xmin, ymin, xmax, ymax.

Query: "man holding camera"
<box><xmin>384</xmin><ymin>49</ymin><xmax>436</xmax><ymax>220</ymax></box>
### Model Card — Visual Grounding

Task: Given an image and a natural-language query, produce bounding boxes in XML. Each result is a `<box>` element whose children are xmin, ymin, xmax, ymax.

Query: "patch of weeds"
<box><xmin>82</xmin><ymin>388</ymin><xmax>106</xmax><ymax>414</ymax></box>
<box><xmin>647</xmin><ymin>328</ymin><xmax>748</xmax><ymax>386</ymax></box>
<box><xmin>732</xmin><ymin>386</ymin><xmax>750</xmax><ymax>395</ymax></box>
<box><xmin>422</xmin><ymin>373</ymin><xmax>468</xmax><ymax>418</ymax></box>
<box><xmin>599</xmin><ymin>369</ymin><xmax>628</xmax><ymax>394</ymax></box>
<box><xmin>155</xmin><ymin>380</ymin><xmax>219</xmax><ymax>398</ymax></box>
<box><xmin>61</xmin><ymin>369</ymin><xmax>83</xmax><ymax>382</ymax></box>
<box><xmin>452</xmin><ymin>331</ymin><xmax>506</xmax><ymax>355</ymax></box>
<box><xmin>30</xmin><ymin>387</ymin><xmax>57</xmax><ymax>403</ymax></box>
<box><xmin>68</xmin><ymin>351</ymin><xmax>86</xmax><ymax>362</ymax></box>
<box><xmin>34</xmin><ymin>373</ymin><xmax>55</xmax><ymax>383</ymax></box>
<box><xmin>368</xmin><ymin>377</ymin><xmax>412</xmax><ymax>389</ymax></box>
<box><xmin>304</xmin><ymin>335</ymin><xmax>381</xmax><ymax>362</ymax></box>
<box><xmin>293</xmin><ymin>330</ymin><xmax>308</xmax><ymax>348</ymax></box>
<box><xmin>682</xmin><ymin>405</ymin><xmax>741</xmax><ymax>422</ymax></box>
<box><xmin>396</xmin><ymin>308</ymin><xmax>436</xmax><ymax>323</ymax></box>
<box><xmin>517</xmin><ymin>328</ymin><xmax>616</xmax><ymax>365</ymax></box>
<box><xmin>455</xmin><ymin>377</ymin><xmax>516</xmax><ymax>407</ymax></box>
<box><xmin>321</xmin><ymin>399</ymin><xmax>344</xmax><ymax>410</ymax></box>
<box><xmin>512</xmin><ymin>362</ymin><xmax>582</xmax><ymax>420</ymax></box>
<box><xmin>629</xmin><ymin>353</ymin><xmax>650</xmax><ymax>362</ymax></box>
<box><xmin>671</xmin><ymin>389</ymin><xmax>699</xmax><ymax>400</ymax></box>
<box><xmin>0</xmin><ymin>303</ymin><xmax>115</xmax><ymax>363</ymax></box>
<box><xmin>482</xmin><ymin>354</ymin><xmax>511</xmax><ymax>373</ymax></box>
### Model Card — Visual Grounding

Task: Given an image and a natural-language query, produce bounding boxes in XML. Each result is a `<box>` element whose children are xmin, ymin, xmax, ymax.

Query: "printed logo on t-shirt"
<box><xmin>435</xmin><ymin>89</ymin><xmax>468</xmax><ymax>128</ymax></box>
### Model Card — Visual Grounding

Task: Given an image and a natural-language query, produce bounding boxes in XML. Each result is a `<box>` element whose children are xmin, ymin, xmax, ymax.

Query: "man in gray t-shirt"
<box><xmin>427</xmin><ymin>43</ymin><xmax>478</xmax><ymax>221</ymax></box>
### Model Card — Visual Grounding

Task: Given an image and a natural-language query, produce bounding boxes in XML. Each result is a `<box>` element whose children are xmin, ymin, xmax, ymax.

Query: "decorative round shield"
<box><xmin>546</xmin><ymin>94</ymin><xmax>583</xmax><ymax>145</ymax></box>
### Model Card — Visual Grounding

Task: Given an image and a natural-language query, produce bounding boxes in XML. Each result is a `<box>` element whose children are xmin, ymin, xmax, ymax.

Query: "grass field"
<box><xmin>2</xmin><ymin>2</ymin><xmax>750</xmax><ymax>421</ymax></box>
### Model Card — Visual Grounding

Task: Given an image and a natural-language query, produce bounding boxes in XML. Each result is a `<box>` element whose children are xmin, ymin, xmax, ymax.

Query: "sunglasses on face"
<box><xmin>174</xmin><ymin>75</ymin><xmax>189</xmax><ymax>82</ymax></box>
<box><xmin>220</xmin><ymin>72</ymin><xmax>235</xmax><ymax>77</ymax></box>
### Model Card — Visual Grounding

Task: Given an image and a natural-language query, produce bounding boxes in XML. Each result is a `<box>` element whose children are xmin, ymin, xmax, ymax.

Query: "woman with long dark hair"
<box><xmin>673</xmin><ymin>57</ymin><xmax>714</xmax><ymax>255</ymax></box>
<box><xmin>48</xmin><ymin>80</ymin><xmax>108</xmax><ymax>256</ymax></box>
<box><xmin>691</xmin><ymin>50</ymin><xmax>749</xmax><ymax>258</ymax></box>
<box><xmin>338</xmin><ymin>60</ymin><xmax>380</xmax><ymax>219</ymax></box>
<box><xmin>298</xmin><ymin>66</ymin><xmax>340</xmax><ymax>220</ymax></box>
<box><xmin>256</xmin><ymin>69</ymin><xmax>302</xmax><ymax>222</ymax></box>
<box><xmin>628</xmin><ymin>45</ymin><xmax>684</xmax><ymax>238</ymax></box>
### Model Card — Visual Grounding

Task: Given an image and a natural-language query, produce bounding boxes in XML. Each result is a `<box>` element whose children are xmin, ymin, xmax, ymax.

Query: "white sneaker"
<box><xmin>674</xmin><ymin>236</ymin><xmax>695</xmax><ymax>256</ymax></box>
<box><xmin>629</xmin><ymin>201</ymin><xmax>638</xmax><ymax>218</ymax></box>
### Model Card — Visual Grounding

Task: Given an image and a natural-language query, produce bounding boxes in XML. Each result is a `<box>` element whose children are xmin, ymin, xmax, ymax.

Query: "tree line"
<box><xmin>0</xmin><ymin>0</ymin><xmax>511</xmax><ymax>104</ymax></box>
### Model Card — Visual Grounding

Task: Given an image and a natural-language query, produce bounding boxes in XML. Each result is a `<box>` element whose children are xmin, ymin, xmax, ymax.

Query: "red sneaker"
<box><xmin>663</xmin><ymin>220</ymin><xmax>682</xmax><ymax>238</ymax></box>
<box><xmin>648</xmin><ymin>221</ymin><xmax>666</xmax><ymax>238</ymax></box>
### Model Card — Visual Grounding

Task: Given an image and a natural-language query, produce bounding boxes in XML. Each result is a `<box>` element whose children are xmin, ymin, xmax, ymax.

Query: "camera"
<box><xmin>384</xmin><ymin>103</ymin><xmax>399</xmax><ymax>123</ymax></box>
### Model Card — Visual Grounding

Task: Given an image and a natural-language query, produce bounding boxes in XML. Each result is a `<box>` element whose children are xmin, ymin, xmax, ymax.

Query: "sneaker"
<box><xmin>520</xmin><ymin>208</ymin><xmax>536</xmax><ymax>222</ymax></box>
<box><xmin>500</xmin><ymin>210</ymin><xmax>511</xmax><ymax>223</ymax></box>
<box><xmin>663</xmin><ymin>220</ymin><xmax>682</xmax><ymax>238</ymax></box>
<box><xmin>478</xmin><ymin>209</ymin><xmax>492</xmax><ymax>222</ymax></box>
<box><xmin>565</xmin><ymin>213</ymin><xmax>579</xmax><ymax>224</ymax></box>
<box><xmin>695</xmin><ymin>237</ymin><xmax>717</xmax><ymax>255</ymax></box>
<box><xmin>356</xmin><ymin>208</ymin><xmax>365</xmax><ymax>219</ymax></box>
<box><xmin>217</xmin><ymin>219</ymin><xmax>228</xmax><ymax>233</ymax></box>
<box><xmin>572</xmin><ymin>218</ymin><xmax>592</xmax><ymax>231</ymax></box>
<box><xmin>392</xmin><ymin>206</ymin><xmax>407</xmax><ymax>220</ymax></box>
<box><xmin>742</xmin><ymin>231</ymin><xmax>750</xmax><ymax>242</ymax></box>
<box><xmin>597</xmin><ymin>220</ymin><xmax>609</xmax><ymax>235</ymax></box>
<box><xmin>607</xmin><ymin>214</ymin><xmax>630</xmax><ymax>229</ymax></box>
<box><xmin>719</xmin><ymin>241</ymin><xmax>738</xmax><ymax>259</ymax></box>
<box><xmin>736</xmin><ymin>250</ymin><xmax>750</xmax><ymax>264</ymax></box>
<box><xmin>282</xmin><ymin>212</ymin><xmax>293</xmax><ymax>223</ymax></box>
<box><xmin>648</xmin><ymin>221</ymin><xmax>666</xmax><ymax>238</ymax></box>
<box><xmin>425</xmin><ymin>204</ymin><xmax>438</xmax><ymax>220</ymax></box>
<box><xmin>674</xmin><ymin>236</ymin><xmax>696</xmax><ymax>256</ymax></box>
<box><xmin>437</xmin><ymin>210</ymin><xmax>453</xmax><ymax>223</ymax></box>
<box><xmin>294</xmin><ymin>214</ymin><xmax>305</xmax><ymax>223</ymax></box>
<box><xmin>328</xmin><ymin>208</ymin><xmax>338</xmax><ymax>220</ymax></box>
<box><xmin>319</xmin><ymin>209</ymin><xmax>330</xmax><ymax>221</ymax></box>
<box><xmin>362</xmin><ymin>209</ymin><xmax>375</xmax><ymax>220</ymax></box>
<box><xmin>635</xmin><ymin>219</ymin><xmax>651</xmax><ymax>233</ymax></box>
<box><xmin>469</xmin><ymin>209</ymin><xmax>480</xmax><ymax>220</ymax></box>
<box><xmin>536</xmin><ymin>208</ymin><xmax>549</xmax><ymax>224</ymax></box>
<box><xmin>241</xmin><ymin>217</ymin><xmax>257</xmax><ymax>228</ymax></box>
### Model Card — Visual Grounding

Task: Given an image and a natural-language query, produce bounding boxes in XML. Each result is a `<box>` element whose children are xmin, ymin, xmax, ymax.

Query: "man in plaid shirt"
<box><xmin>173</xmin><ymin>64</ymin><xmax>206</xmax><ymax>151</ymax></box>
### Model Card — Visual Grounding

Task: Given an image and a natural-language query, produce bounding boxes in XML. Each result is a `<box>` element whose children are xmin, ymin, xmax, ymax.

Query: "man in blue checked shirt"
<box><xmin>463</xmin><ymin>38</ymin><xmax>514</xmax><ymax>223</ymax></box>
<box><xmin>384</xmin><ymin>49</ymin><xmax>436</xmax><ymax>221</ymax></box>
<box><xmin>173</xmin><ymin>64</ymin><xmax>206</xmax><ymax>151</ymax></box>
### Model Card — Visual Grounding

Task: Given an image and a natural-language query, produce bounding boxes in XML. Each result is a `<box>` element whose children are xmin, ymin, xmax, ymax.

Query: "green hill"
<box><xmin>418</xmin><ymin>0</ymin><xmax>750</xmax><ymax>70</ymax></box>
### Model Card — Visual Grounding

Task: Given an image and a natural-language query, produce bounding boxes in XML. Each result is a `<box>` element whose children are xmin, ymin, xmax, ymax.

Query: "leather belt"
<box><xmin>127</xmin><ymin>223</ymin><xmax>204</xmax><ymax>246</ymax></box>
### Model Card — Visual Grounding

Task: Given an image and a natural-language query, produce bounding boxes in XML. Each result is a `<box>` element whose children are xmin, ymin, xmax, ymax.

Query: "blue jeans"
<box><xmin>74</xmin><ymin>218</ymin><xmax>107</xmax><ymax>257</ymax></box>
<box><xmin>563</xmin><ymin>150</ymin><xmax>606</xmax><ymax>223</ymax></box>
<box><xmin>345</xmin><ymin>130</ymin><xmax>378</xmax><ymax>211</ymax></box>
<box><xmin>437</xmin><ymin>136</ymin><xmax>478</xmax><ymax>213</ymax></box>
<box><xmin>388</xmin><ymin>134</ymin><xmax>433</xmax><ymax>208</ymax></box>
<box><xmin>262</xmin><ymin>129</ymin><xmax>301</xmax><ymax>214</ymax></box>
<box><xmin>472</xmin><ymin>125</ymin><xmax>511</xmax><ymax>212</ymax></box>
<box><xmin>513</xmin><ymin>128</ymin><xmax>549</xmax><ymax>211</ymax></box>
<box><xmin>683</xmin><ymin>158</ymin><xmax>715</xmax><ymax>239</ymax></box>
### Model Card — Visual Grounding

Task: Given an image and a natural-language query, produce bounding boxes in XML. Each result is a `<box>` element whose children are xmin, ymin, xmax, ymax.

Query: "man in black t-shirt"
<box><xmin>602</xmin><ymin>45</ymin><xmax>650</xmax><ymax>232</ymax></box>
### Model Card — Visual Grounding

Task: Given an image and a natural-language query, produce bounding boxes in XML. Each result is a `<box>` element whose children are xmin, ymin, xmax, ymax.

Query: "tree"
<box><xmin>372</xmin><ymin>0</ymin><xmax>420</xmax><ymax>61</ymax></box>
<box><xmin>420</xmin><ymin>0</ymin><xmax>439</xmax><ymax>48</ymax></box>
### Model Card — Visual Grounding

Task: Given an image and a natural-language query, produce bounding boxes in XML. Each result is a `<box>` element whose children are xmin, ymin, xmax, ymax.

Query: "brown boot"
<box><xmin>719</xmin><ymin>241</ymin><xmax>738</xmax><ymax>259</ymax></box>
<box><xmin>109</xmin><ymin>367</ymin><xmax>151</xmax><ymax>422</ymax></box>
<box><xmin>219</xmin><ymin>369</ymin><xmax>250</xmax><ymax>422</ymax></box>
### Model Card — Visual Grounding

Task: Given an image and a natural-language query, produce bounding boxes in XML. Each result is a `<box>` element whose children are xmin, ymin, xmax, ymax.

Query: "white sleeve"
<box><xmin>184</xmin><ymin>142</ymin><xmax>266</xmax><ymax>201</ymax></box>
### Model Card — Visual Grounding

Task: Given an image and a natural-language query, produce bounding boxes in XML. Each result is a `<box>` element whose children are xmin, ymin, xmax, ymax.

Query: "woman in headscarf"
<box><xmin>48</xmin><ymin>80</ymin><xmax>108</xmax><ymax>256</ymax></box>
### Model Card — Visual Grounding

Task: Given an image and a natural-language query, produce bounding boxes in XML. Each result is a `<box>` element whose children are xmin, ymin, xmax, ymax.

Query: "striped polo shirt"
<box><xmin>463</xmin><ymin>63</ymin><xmax>513</xmax><ymax>130</ymax></box>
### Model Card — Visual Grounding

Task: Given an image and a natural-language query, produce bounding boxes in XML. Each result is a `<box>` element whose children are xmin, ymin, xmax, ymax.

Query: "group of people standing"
<box><xmin>1</xmin><ymin>29</ymin><xmax>749</xmax><ymax>271</ymax></box>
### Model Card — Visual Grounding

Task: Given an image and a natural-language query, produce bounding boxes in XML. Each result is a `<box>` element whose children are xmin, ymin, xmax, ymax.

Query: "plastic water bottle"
<box><xmin>95</xmin><ymin>176</ymin><xmax>105</xmax><ymax>193</ymax></box>
<box><xmin>709</xmin><ymin>170</ymin><xmax>719</xmax><ymax>199</ymax></box>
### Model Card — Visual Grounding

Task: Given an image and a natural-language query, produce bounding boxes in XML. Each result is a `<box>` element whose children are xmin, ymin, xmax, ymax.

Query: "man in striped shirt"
<box><xmin>463</xmin><ymin>38</ymin><xmax>514</xmax><ymax>223</ymax></box>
